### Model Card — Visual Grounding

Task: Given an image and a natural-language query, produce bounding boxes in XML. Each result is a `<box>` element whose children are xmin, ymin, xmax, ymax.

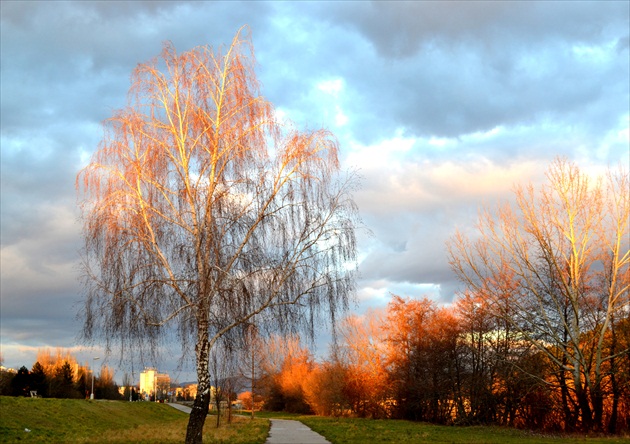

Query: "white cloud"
<box><xmin>317</xmin><ymin>78</ymin><xmax>344</xmax><ymax>97</ymax></box>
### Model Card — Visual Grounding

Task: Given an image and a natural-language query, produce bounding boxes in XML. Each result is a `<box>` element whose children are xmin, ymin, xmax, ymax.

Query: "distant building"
<box><xmin>139</xmin><ymin>368</ymin><xmax>170</xmax><ymax>401</ymax></box>
<box><xmin>187</xmin><ymin>383</ymin><xmax>198</xmax><ymax>400</ymax></box>
<box><xmin>174</xmin><ymin>384</ymin><xmax>197</xmax><ymax>402</ymax></box>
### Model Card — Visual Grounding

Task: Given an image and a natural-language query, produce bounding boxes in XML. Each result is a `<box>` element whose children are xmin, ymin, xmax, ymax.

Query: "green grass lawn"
<box><xmin>2</xmin><ymin>397</ymin><xmax>628</xmax><ymax>444</ymax></box>
<box><xmin>0</xmin><ymin>396</ymin><xmax>269</xmax><ymax>443</ymax></box>
<box><xmin>296</xmin><ymin>416</ymin><xmax>630</xmax><ymax>444</ymax></box>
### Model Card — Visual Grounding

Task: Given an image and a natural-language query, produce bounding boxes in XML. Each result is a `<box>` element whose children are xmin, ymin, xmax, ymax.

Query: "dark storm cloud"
<box><xmin>330</xmin><ymin>1</ymin><xmax>627</xmax><ymax>59</ymax></box>
<box><xmin>317</xmin><ymin>1</ymin><xmax>630</xmax><ymax>141</ymax></box>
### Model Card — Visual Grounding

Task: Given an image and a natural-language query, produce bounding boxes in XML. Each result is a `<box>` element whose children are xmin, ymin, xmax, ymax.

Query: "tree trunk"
<box><xmin>608</xmin><ymin>371</ymin><xmax>619</xmax><ymax>434</ymax></box>
<box><xmin>186</xmin><ymin>389</ymin><xmax>210</xmax><ymax>443</ymax></box>
<box><xmin>559</xmin><ymin>368</ymin><xmax>576</xmax><ymax>431</ymax></box>
<box><xmin>186</xmin><ymin>322</ymin><xmax>211</xmax><ymax>444</ymax></box>
<box><xmin>607</xmin><ymin>318</ymin><xmax>619</xmax><ymax>434</ymax></box>
<box><xmin>592</xmin><ymin>380</ymin><xmax>604</xmax><ymax>432</ymax></box>
<box><xmin>575</xmin><ymin>382</ymin><xmax>593</xmax><ymax>432</ymax></box>
<box><xmin>251</xmin><ymin>341</ymin><xmax>256</xmax><ymax>420</ymax></box>
<box><xmin>215</xmin><ymin>398</ymin><xmax>221</xmax><ymax>428</ymax></box>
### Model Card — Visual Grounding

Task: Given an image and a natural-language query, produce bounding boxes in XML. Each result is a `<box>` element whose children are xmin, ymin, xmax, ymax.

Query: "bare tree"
<box><xmin>238</xmin><ymin>322</ymin><xmax>263</xmax><ymax>419</ymax></box>
<box><xmin>208</xmin><ymin>343</ymin><xmax>239</xmax><ymax>427</ymax></box>
<box><xmin>447</xmin><ymin>158</ymin><xmax>629</xmax><ymax>432</ymax></box>
<box><xmin>77</xmin><ymin>28</ymin><xmax>358</xmax><ymax>443</ymax></box>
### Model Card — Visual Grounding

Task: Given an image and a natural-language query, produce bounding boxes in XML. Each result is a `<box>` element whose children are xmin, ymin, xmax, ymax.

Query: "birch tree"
<box><xmin>447</xmin><ymin>158</ymin><xmax>629</xmax><ymax>432</ymax></box>
<box><xmin>77</xmin><ymin>28</ymin><xmax>358</xmax><ymax>443</ymax></box>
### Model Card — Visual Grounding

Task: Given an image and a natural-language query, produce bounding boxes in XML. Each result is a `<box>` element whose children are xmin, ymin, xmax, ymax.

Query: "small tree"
<box><xmin>98</xmin><ymin>366</ymin><xmax>122</xmax><ymax>400</ymax></box>
<box><xmin>30</xmin><ymin>362</ymin><xmax>49</xmax><ymax>398</ymax></box>
<box><xmin>208</xmin><ymin>343</ymin><xmax>239</xmax><ymax>427</ymax></box>
<box><xmin>10</xmin><ymin>366</ymin><xmax>31</xmax><ymax>397</ymax></box>
<box><xmin>50</xmin><ymin>361</ymin><xmax>79</xmax><ymax>399</ymax></box>
<box><xmin>238</xmin><ymin>323</ymin><xmax>264</xmax><ymax>419</ymax></box>
<box><xmin>122</xmin><ymin>372</ymin><xmax>132</xmax><ymax>401</ymax></box>
<box><xmin>0</xmin><ymin>370</ymin><xmax>12</xmax><ymax>396</ymax></box>
<box><xmin>77</xmin><ymin>27</ymin><xmax>358</xmax><ymax>443</ymax></box>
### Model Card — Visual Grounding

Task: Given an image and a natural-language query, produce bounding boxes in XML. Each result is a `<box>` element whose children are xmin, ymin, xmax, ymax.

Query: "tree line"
<box><xmin>253</xmin><ymin>293</ymin><xmax>628</xmax><ymax>433</ymax></box>
<box><xmin>252</xmin><ymin>159</ymin><xmax>629</xmax><ymax>434</ymax></box>
<box><xmin>0</xmin><ymin>349</ymin><xmax>122</xmax><ymax>400</ymax></box>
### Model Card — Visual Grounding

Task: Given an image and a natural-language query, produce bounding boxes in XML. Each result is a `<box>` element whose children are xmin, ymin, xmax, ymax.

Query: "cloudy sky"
<box><xmin>1</xmin><ymin>1</ymin><xmax>628</xmax><ymax>381</ymax></box>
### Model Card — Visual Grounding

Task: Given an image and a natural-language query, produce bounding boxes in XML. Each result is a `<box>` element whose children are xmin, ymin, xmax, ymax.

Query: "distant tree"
<box><xmin>211</xmin><ymin>344</ymin><xmax>241</xmax><ymax>426</ymax></box>
<box><xmin>238</xmin><ymin>323</ymin><xmax>264</xmax><ymax>419</ymax></box>
<box><xmin>76</xmin><ymin>365</ymin><xmax>90</xmax><ymax>399</ymax></box>
<box><xmin>122</xmin><ymin>372</ymin><xmax>132</xmax><ymax>401</ymax></box>
<box><xmin>337</xmin><ymin>309</ymin><xmax>391</xmax><ymax>418</ymax></box>
<box><xmin>77</xmin><ymin>27</ymin><xmax>358</xmax><ymax>443</ymax></box>
<box><xmin>35</xmin><ymin>348</ymin><xmax>80</xmax><ymax>382</ymax></box>
<box><xmin>303</xmin><ymin>358</ymin><xmax>348</xmax><ymax>417</ymax></box>
<box><xmin>259</xmin><ymin>335</ymin><xmax>314</xmax><ymax>414</ymax></box>
<box><xmin>0</xmin><ymin>369</ymin><xmax>12</xmax><ymax>396</ymax></box>
<box><xmin>238</xmin><ymin>391</ymin><xmax>254</xmax><ymax>411</ymax></box>
<box><xmin>452</xmin><ymin>290</ymin><xmax>535</xmax><ymax>426</ymax></box>
<box><xmin>98</xmin><ymin>366</ymin><xmax>122</xmax><ymax>400</ymax></box>
<box><xmin>30</xmin><ymin>362</ymin><xmax>49</xmax><ymax>398</ymax></box>
<box><xmin>51</xmin><ymin>361</ymin><xmax>80</xmax><ymax>399</ymax></box>
<box><xmin>385</xmin><ymin>296</ymin><xmax>436</xmax><ymax>421</ymax></box>
<box><xmin>276</xmin><ymin>349</ymin><xmax>313</xmax><ymax>414</ymax></box>
<box><xmin>10</xmin><ymin>366</ymin><xmax>31</xmax><ymax>397</ymax></box>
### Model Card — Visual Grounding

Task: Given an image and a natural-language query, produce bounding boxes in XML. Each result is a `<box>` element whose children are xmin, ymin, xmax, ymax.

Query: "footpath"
<box><xmin>168</xmin><ymin>403</ymin><xmax>330</xmax><ymax>444</ymax></box>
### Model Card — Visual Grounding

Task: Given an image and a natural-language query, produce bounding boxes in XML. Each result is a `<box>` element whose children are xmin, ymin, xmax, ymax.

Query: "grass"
<box><xmin>249</xmin><ymin>410</ymin><xmax>308</xmax><ymax>420</ymax></box>
<box><xmin>2</xmin><ymin>397</ymin><xmax>628</xmax><ymax>444</ymax></box>
<box><xmin>0</xmin><ymin>396</ymin><xmax>269</xmax><ymax>443</ymax></box>
<box><xmin>296</xmin><ymin>416</ymin><xmax>630</xmax><ymax>444</ymax></box>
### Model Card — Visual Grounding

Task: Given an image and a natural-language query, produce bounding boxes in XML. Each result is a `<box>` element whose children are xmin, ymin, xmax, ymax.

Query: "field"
<box><xmin>0</xmin><ymin>396</ymin><xmax>268</xmax><ymax>443</ymax></box>
<box><xmin>2</xmin><ymin>397</ymin><xmax>628</xmax><ymax>444</ymax></box>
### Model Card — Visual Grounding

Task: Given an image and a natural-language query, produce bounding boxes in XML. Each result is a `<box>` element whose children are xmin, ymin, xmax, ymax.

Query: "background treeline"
<box><xmin>0</xmin><ymin>349</ymin><xmax>122</xmax><ymax>400</ymax></box>
<box><xmin>256</xmin><ymin>159</ymin><xmax>629</xmax><ymax>435</ymax></box>
<box><xmin>255</xmin><ymin>298</ymin><xmax>629</xmax><ymax>433</ymax></box>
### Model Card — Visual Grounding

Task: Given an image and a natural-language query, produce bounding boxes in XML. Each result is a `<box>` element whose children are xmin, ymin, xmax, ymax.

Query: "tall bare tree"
<box><xmin>447</xmin><ymin>158</ymin><xmax>629</xmax><ymax>431</ymax></box>
<box><xmin>77</xmin><ymin>28</ymin><xmax>358</xmax><ymax>443</ymax></box>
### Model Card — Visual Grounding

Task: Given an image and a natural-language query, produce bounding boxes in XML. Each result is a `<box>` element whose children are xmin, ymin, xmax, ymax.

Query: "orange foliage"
<box><xmin>303</xmin><ymin>361</ymin><xmax>348</xmax><ymax>416</ymax></box>
<box><xmin>260</xmin><ymin>335</ymin><xmax>315</xmax><ymax>414</ymax></box>
<box><xmin>339</xmin><ymin>309</ymin><xmax>391</xmax><ymax>418</ymax></box>
<box><xmin>35</xmin><ymin>348</ymin><xmax>82</xmax><ymax>383</ymax></box>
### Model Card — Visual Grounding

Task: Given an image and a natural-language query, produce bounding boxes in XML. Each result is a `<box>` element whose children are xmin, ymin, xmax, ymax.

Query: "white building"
<box><xmin>139</xmin><ymin>368</ymin><xmax>170</xmax><ymax>401</ymax></box>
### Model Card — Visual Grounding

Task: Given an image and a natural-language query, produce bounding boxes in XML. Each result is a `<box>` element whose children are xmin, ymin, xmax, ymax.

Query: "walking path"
<box><xmin>168</xmin><ymin>403</ymin><xmax>192</xmax><ymax>414</ymax></box>
<box><xmin>266</xmin><ymin>419</ymin><xmax>331</xmax><ymax>444</ymax></box>
<box><xmin>168</xmin><ymin>404</ymin><xmax>330</xmax><ymax>443</ymax></box>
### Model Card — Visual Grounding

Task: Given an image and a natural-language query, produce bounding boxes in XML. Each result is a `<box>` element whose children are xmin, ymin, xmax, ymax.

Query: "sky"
<box><xmin>1</xmin><ymin>1</ymin><xmax>629</xmax><ymax>383</ymax></box>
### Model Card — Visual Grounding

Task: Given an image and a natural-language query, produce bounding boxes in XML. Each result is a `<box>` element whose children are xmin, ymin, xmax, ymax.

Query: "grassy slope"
<box><xmin>0</xmin><ymin>396</ymin><xmax>268</xmax><ymax>443</ymax></box>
